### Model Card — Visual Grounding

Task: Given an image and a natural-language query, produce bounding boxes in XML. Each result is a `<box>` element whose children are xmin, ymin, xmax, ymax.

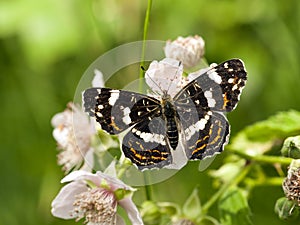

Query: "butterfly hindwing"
<box><xmin>83</xmin><ymin>88</ymin><xmax>161</xmax><ymax>134</ymax></box>
<box><xmin>122</xmin><ymin>115</ymin><xmax>172</xmax><ymax>170</ymax></box>
<box><xmin>175</xmin><ymin>95</ymin><xmax>229</xmax><ymax>160</ymax></box>
<box><xmin>188</xmin><ymin>112</ymin><xmax>230</xmax><ymax>160</ymax></box>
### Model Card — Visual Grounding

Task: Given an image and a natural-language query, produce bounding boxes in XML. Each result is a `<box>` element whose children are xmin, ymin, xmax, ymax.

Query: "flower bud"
<box><xmin>281</xmin><ymin>136</ymin><xmax>300</xmax><ymax>159</ymax></box>
<box><xmin>164</xmin><ymin>35</ymin><xmax>205</xmax><ymax>68</ymax></box>
<box><xmin>275</xmin><ymin>197</ymin><xmax>299</xmax><ymax>220</ymax></box>
<box><xmin>140</xmin><ymin>201</ymin><xmax>161</xmax><ymax>225</ymax></box>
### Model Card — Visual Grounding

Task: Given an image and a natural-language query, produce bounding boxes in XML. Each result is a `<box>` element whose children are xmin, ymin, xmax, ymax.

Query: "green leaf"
<box><xmin>209</xmin><ymin>159</ymin><xmax>245</xmax><ymax>184</ymax></box>
<box><xmin>183</xmin><ymin>188</ymin><xmax>201</xmax><ymax>220</ymax></box>
<box><xmin>229</xmin><ymin>110</ymin><xmax>300</xmax><ymax>156</ymax></box>
<box><xmin>240</xmin><ymin>110</ymin><xmax>300</xmax><ymax>142</ymax></box>
<box><xmin>218</xmin><ymin>187</ymin><xmax>253</xmax><ymax>225</ymax></box>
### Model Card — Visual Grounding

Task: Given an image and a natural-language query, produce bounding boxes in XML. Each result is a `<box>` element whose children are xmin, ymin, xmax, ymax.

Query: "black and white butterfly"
<box><xmin>82</xmin><ymin>59</ymin><xmax>247</xmax><ymax>170</ymax></box>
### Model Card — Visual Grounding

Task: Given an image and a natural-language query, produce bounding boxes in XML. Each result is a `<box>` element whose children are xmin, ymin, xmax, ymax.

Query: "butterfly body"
<box><xmin>160</xmin><ymin>95</ymin><xmax>179</xmax><ymax>150</ymax></box>
<box><xmin>83</xmin><ymin>59</ymin><xmax>247</xmax><ymax>170</ymax></box>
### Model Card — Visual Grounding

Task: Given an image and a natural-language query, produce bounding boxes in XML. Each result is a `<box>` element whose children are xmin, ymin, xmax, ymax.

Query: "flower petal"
<box><xmin>164</xmin><ymin>35</ymin><xmax>205</xmax><ymax>68</ymax></box>
<box><xmin>92</xmin><ymin>69</ymin><xmax>105</xmax><ymax>87</ymax></box>
<box><xmin>61</xmin><ymin>170</ymin><xmax>97</xmax><ymax>183</ymax></box>
<box><xmin>51</xmin><ymin>182</ymin><xmax>87</xmax><ymax>219</ymax></box>
<box><xmin>116</xmin><ymin>215</ymin><xmax>126</xmax><ymax>225</ymax></box>
<box><xmin>80</xmin><ymin>147</ymin><xmax>94</xmax><ymax>172</ymax></box>
<box><xmin>51</xmin><ymin>112</ymin><xmax>65</xmax><ymax>127</ymax></box>
<box><xmin>118</xmin><ymin>196</ymin><xmax>144</xmax><ymax>225</ymax></box>
<box><xmin>103</xmin><ymin>160</ymin><xmax>117</xmax><ymax>178</ymax></box>
<box><xmin>187</xmin><ymin>63</ymin><xmax>216</xmax><ymax>82</ymax></box>
<box><xmin>146</xmin><ymin>58</ymin><xmax>183</xmax><ymax>98</ymax></box>
<box><xmin>95</xmin><ymin>171</ymin><xmax>134</xmax><ymax>191</ymax></box>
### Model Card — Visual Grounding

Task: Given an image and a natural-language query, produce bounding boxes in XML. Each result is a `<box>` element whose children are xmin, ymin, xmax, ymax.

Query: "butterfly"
<box><xmin>82</xmin><ymin>59</ymin><xmax>247</xmax><ymax>170</ymax></box>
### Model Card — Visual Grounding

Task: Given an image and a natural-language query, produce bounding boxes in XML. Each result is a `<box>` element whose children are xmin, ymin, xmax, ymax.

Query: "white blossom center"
<box><xmin>72</xmin><ymin>188</ymin><xmax>117</xmax><ymax>224</ymax></box>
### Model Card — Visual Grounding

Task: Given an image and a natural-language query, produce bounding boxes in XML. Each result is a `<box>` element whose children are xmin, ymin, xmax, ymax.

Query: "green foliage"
<box><xmin>236</xmin><ymin>110</ymin><xmax>300</xmax><ymax>142</ymax></box>
<box><xmin>275</xmin><ymin>197</ymin><xmax>300</xmax><ymax>221</ymax></box>
<box><xmin>229</xmin><ymin>110</ymin><xmax>300</xmax><ymax>157</ymax></box>
<box><xmin>218</xmin><ymin>187</ymin><xmax>253</xmax><ymax>225</ymax></box>
<box><xmin>182</xmin><ymin>188</ymin><xmax>202</xmax><ymax>221</ymax></box>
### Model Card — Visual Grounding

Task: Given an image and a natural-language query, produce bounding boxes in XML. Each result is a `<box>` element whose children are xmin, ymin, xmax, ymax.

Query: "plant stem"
<box><xmin>143</xmin><ymin>172</ymin><xmax>152</xmax><ymax>201</ymax></box>
<box><xmin>139</xmin><ymin>0</ymin><xmax>153</xmax><ymax>93</ymax></box>
<box><xmin>256</xmin><ymin>177</ymin><xmax>284</xmax><ymax>186</ymax></box>
<box><xmin>202</xmin><ymin>163</ymin><xmax>253</xmax><ymax>213</ymax></box>
<box><xmin>227</xmin><ymin>148</ymin><xmax>292</xmax><ymax>166</ymax></box>
<box><xmin>140</xmin><ymin>0</ymin><xmax>153</xmax><ymax>201</ymax></box>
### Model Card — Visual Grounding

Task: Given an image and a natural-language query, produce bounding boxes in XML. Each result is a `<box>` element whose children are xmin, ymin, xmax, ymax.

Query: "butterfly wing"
<box><xmin>83</xmin><ymin>87</ymin><xmax>173</xmax><ymax>169</ymax></box>
<box><xmin>122</xmin><ymin>115</ymin><xmax>173</xmax><ymax>170</ymax></box>
<box><xmin>187</xmin><ymin>112</ymin><xmax>230</xmax><ymax>160</ymax></box>
<box><xmin>83</xmin><ymin>88</ymin><xmax>161</xmax><ymax>134</ymax></box>
<box><xmin>174</xmin><ymin>59</ymin><xmax>246</xmax><ymax>160</ymax></box>
<box><xmin>174</xmin><ymin>84</ymin><xmax>230</xmax><ymax>160</ymax></box>
<box><xmin>188</xmin><ymin>59</ymin><xmax>247</xmax><ymax>112</ymax></box>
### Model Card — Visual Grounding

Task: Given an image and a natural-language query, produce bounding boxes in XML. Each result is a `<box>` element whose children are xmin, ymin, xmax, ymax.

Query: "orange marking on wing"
<box><xmin>110</xmin><ymin>119</ymin><xmax>121</xmax><ymax>131</ymax></box>
<box><xmin>223</xmin><ymin>94</ymin><xmax>230</xmax><ymax>110</ymax></box>
<box><xmin>207</xmin><ymin>122</ymin><xmax>222</xmax><ymax>146</ymax></box>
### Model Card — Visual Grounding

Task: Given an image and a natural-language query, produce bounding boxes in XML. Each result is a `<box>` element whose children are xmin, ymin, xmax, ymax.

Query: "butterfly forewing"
<box><xmin>83</xmin><ymin>88</ymin><xmax>161</xmax><ymax>134</ymax></box>
<box><xmin>190</xmin><ymin>59</ymin><xmax>247</xmax><ymax>112</ymax></box>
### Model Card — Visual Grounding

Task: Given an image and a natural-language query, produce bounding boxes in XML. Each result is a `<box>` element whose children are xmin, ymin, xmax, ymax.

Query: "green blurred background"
<box><xmin>0</xmin><ymin>0</ymin><xmax>299</xmax><ymax>224</ymax></box>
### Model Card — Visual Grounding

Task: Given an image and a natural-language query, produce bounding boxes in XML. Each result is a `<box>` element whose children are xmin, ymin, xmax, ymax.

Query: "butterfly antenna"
<box><xmin>165</xmin><ymin>61</ymin><xmax>182</xmax><ymax>94</ymax></box>
<box><xmin>141</xmin><ymin>66</ymin><xmax>164</xmax><ymax>96</ymax></box>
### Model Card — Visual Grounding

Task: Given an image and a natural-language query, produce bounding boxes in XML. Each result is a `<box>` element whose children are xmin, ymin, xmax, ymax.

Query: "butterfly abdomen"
<box><xmin>166</xmin><ymin>118</ymin><xmax>178</xmax><ymax>149</ymax></box>
<box><xmin>163</xmin><ymin>100</ymin><xmax>179</xmax><ymax>150</ymax></box>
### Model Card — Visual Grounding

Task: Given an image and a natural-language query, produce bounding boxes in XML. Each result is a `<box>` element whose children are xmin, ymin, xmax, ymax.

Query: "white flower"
<box><xmin>92</xmin><ymin>69</ymin><xmax>105</xmax><ymax>88</ymax></box>
<box><xmin>51</xmin><ymin>102</ymin><xmax>95</xmax><ymax>173</ymax></box>
<box><xmin>145</xmin><ymin>58</ymin><xmax>184</xmax><ymax>98</ymax></box>
<box><xmin>164</xmin><ymin>35</ymin><xmax>205</xmax><ymax>69</ymax></box>
<box><xmin>51</xmin><ymin>168</ymin><xmax>144</xmax><ymax>225</ymax></box>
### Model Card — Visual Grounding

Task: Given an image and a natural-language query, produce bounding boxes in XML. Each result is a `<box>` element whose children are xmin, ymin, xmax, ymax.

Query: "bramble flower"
<box><xmin>51</xmin><ymin>69</ymin><xmax>105</xmax><ymax>173</ymax></box>
<box><xmin>51</xmin><ymin>102</ymin><xmax>95</xmax><ymax>173</ymax></box>
<box><xmin>164</xmin><ymin>35</ymin><xmax>205</xmax><ymax>69</ymax></box>
<box><xmin>145</xmin><ymin>58</ymin><xmax>213</xmax><ymax>98</ymax></box>
<box><xmin>51</xmin><ymin>167</ymin><xmax>144</xmax><ymax>225</ymax></box>
<box><xmin>145</xmin><ymin>58</ymin><xmax>184</xmax><ymax>98</ymax></box>
<box><xmin>283</xmin><ymin>159</ymin><xmax>300</xmax><ymax>206</ymax></box>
